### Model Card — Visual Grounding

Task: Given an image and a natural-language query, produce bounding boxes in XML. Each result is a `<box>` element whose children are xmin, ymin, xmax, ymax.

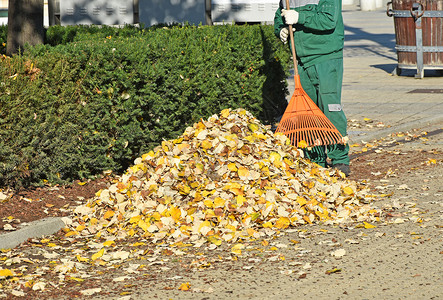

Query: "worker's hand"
<box><xmin>279</xmin><ymin>27</ymin><xmax>295</xmax><ymax>44</ymax></box>
<box><xmin>281</xmin><ymin>9</ymin><xmax>299</xmax><ymax>24</ymax></box>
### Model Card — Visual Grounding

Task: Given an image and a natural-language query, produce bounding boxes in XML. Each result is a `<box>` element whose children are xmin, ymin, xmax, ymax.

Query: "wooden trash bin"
<box><xmin>387</xmin><ymin>0</ymin><xmax>443</xmax><ymax>78</ymax></box>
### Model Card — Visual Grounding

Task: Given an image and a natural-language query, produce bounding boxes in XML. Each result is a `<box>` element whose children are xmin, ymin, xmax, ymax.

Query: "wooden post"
<box><xmin>6</xmin><ymin>0</ymin><xmax>44</xmax><ymax>56</ymax></box>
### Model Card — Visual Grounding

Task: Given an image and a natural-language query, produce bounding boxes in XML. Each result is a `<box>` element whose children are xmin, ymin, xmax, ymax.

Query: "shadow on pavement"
<box><xmin>344</xmin><ymin>25</ymin><xmax>395</xmax><ymax>49</ymax></box>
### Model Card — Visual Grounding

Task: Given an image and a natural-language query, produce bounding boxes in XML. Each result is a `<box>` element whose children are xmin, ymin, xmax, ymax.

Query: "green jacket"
<box><xmin>274</xmin><ymin>0</ymin><xmax>344</xmax><ymax>67</ymax></box>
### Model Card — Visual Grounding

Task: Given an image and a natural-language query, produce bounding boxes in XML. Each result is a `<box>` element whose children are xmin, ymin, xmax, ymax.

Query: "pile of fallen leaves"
<box><xmin>0</xmin><ymin>108</ymin><xmax>383</xmax><ymax>297</ymax></box>
<box><xmin>67</xmin><ymin>108</ymin><xmax>379</xmax><ymax>248</ymax></box>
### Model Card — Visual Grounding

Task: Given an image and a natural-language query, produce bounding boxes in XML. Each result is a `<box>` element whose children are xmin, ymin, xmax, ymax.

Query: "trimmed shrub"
<box><xmin>0</xmin><ymin>25</ymin><xmax>6</xmax><ymax>55</ymax></box>
<box><xmin>0</xmin><ymin>24</ymin><xmax>291</xmax><ymax>188</ymax></box>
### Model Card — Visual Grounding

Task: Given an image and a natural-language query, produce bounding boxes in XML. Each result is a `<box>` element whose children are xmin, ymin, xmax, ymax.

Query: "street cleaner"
<box><xmin>274</xmin><ymin>0</ymin><xmax>350</xmax><ymax>176</ymax></box>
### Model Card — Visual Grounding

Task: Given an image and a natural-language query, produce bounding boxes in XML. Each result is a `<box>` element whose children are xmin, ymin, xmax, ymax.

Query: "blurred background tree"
<box><xmin>6</xmin><ymin>0</ymin><xmax>44</xmax><ymax>55</ymax></box>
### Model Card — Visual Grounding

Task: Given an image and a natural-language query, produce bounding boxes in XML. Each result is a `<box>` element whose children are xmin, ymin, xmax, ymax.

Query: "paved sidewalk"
<box><xmin>286</xmin><ymin>6</ymin><xmax>443</xmax><ymax>144</ymax></box>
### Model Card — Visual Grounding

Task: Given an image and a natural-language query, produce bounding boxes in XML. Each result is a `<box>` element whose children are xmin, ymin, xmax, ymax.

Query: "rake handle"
<box><xmin>285</xmin><ymin>0</ymin><xmax>298</xmax><ymax>75</ymax></box>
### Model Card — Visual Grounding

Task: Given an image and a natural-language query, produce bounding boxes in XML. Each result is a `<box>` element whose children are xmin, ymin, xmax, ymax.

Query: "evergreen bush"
<box><xmin>0</xmin><ymin>24</ymin><xmax>291</xmax><ymax>188</ymax></box>
<box><xmin>0</xmin><ymin>25</ymin><xmax>7</xmax><ymax>55</ymax></box>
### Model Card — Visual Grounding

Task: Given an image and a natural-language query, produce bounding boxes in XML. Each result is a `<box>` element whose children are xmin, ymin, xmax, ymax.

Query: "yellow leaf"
<box><xmin>238</xmin><ymin>166</ymin><xmax>250</xmax><ymax>179</ymax></box>
<box><xmin>201</xmin><ymin>140</ymin><xmax>212</xmax><ymax>150</ymax></box>
<box><xmin>221</xmin><ymin>108</ymin><xmax>230</xmax><ymax>118</ymax></box>
<box><xmin>269</xmin><ymin>151</ymin><xmax>282</xmax><ymax>162</ymax></box>
<box><xmin>250</xmin><ymin>212</ymin><xmax>260</xmax><ymax>221</ymax></box>
<box><xmin>161</xmin><ymin>141</ymin><xmax>170</xmax><ymax>152</ymax></box>
<box><xmin>262</xmin><ymin>221</ymin><xmax>273</xmax><ymax>228</ymax></box>
<box><xmin>246</xmin><ymin>228</ymin><xmax>256</xmax><ymax>236</ymax></box>
<box><xmin>203</xmin><ymin>199</ymin><xmax>213</xmax><ymax>208</ymax></box>
<box><xmin>65</xmin><ymin>231</ymin><xmax>79</xmax><ymax>237</ymax></box>
<box><xmin>131</xmin><ymin>242</ymin><xmax>146</xmax><ymax>247</ymax></box>
<box><xmin>213</xmin><ymin>197</ymin><xmax>226</xmax><ymax>208</ymax></box>
<box><xmin>275</xmin><ymin>217</ymin><xmax>290</xmax><ymax>229</ymax></box>
<box><xmin>69</xmin><ymin>276</ymin><xmax>85</xmax><ymax>282</ymax></box>
<box><xmin>228</xmin><ymin>163</ymin><xmax>238</xmax><ymax>172</ymax></box>
<box><xmin>245</xmin><ymin>135</ymin><xmax>255</xmax><ymax>143</ymax></box>
<box><xmin>138</xmin><ymin>219</ymin><xmax>149</xmax><ymax>232</ymax></box>
<box><xmin>103</xmin><ymin>210</ymin><xmax>115</xmax><ymax>220</ymax></box>
<box><xmin>170</xmin><ymin>206</ymin><xmax>181</xmax><ymax>221</ymax></box>
<box><xmin>198</xmin><ymin>220</ymin><xmax>211</xmax><ymax>232</ymax></box>
<box><xmin>255</xmin><ymin>133</ymin><xmax>267</xmax><ymax>140</ymax></box>
<box><xmin>326</xmin><ymin>268</ymin><xmax>342</xmax><ymax>275</ymax></box>
<box><xmin>224</xmin><ymin>182</ymin><xmax>242</xmax><ymax>190</ymax></box>
<box><xmin>364</xmin><ymin>222</ymin><xmax>376</xmax><ymax>229</ymax></box>
<box><xmin>303</xmin><ymin>215</ymin><xmax>312</xmax><ymax>224</ymax></box>
<box><xmin>151</xmin><ymin>212</ymin><xmax>161</xmax><ymax>221</ymax></box>
<box><xmin>142</xmin><ymin>151</ymin><xmax>155</xmax><ymax>161</ymax></box>
<box><xmin>103</xmin><ymin>240</ymin><xmax>115</xmax><ymax>247</ymax></box>
<box><xmin>248</xmin><ymin>123</ymin><xmax>259</xmax><ymax>132</ymax></box>
<box><xmin>76</xmin><ymin>255</ymin><xmax>89</xmax><ymax>262</ymax></box>
<box><xmin>307</xmin><ymin>199</ymin><xmax>318</xmax><ymax>206</ymax></box>
<box><xmin>207</xmin><ymin>236</ymin><xmax>222</xmax><ymax>246</ymax></box>
<box><xmin>236</xmin><ymin>195</ymin><xmax>246</xmax><ymax>206</ymax></box>
<box><xmin>343</xmin><ymin>186</ymin><xmax>354</xmax><ymax>195</ymax></box>
<box><xmin>178</xmin><ymin>282</ymin><xmax>191</xmax><ymax>291</ymax></box>
<box><xmin>76</xmin><ymin>225</ymin><xmax>85</xmax><ymax>232</ymax></box>
<box><xmin>77</xmin><ymin>181</ymin><xmax>87</xmax><ymax>186</ymax></box>
<box><xmin>297</xmin><ymin>140</ymin><xmax>308</xmax><ymax>148</ymax></box>
<box><xmin>296</xmin><ymin>196</ymin><xmax>307</xmax><ymax>206</ymax></box>
<box><xmin>177</xmin><ymin>143</ymin><xmax>189</xmax><ymax>152</ymax></box>
<box><xmin>178</xmin><ymin>184</ymin><xmax>191</xmax><ymax>195</ymax></box>
<box><xmin>129</xmin><ymin>215</ymin><xmax>142</xmax><ymax>224</ymax></box>
<box><xmin>91</xmin><ymin>248</ymin><xmax>105</xmax><ymax>261</ymax></box>
<box><xmin>427</xmin><ymin>159</ymin><xmax>437</xmax><ymax>165</ymax></box>
<box><xmin>0</xmin><ymin>269</ymin><xmax>13</xmax><ymax>278</ymax></box>
<box><xmin>206</xmin><ymin>209</ymin><xmax>217</xmax><ymax>217</ymax></box>
<box><xmin>231</xmin><ymin>243</ymin><xmax>244</xmax><ymax>255</ymax></box>
<box><xmin>225</xmin><ymin>224</ymin><xmax>236</xmax><ymax>232</ymax></box>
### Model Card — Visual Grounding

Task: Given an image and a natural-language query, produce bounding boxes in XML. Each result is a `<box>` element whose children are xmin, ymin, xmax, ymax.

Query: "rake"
<box><xmin>275</xmin><ymin>0</ymin><xmax>344</xmax><ymax>148</ymax></box>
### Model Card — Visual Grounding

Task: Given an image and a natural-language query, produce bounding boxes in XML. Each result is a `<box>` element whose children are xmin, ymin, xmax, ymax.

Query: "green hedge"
<box><xmin>0</xmin><ymin>24</ymin><xmax>291</xmax><ymax>188</ymax></box>
<box><xmin>0</xmin><ymin>25</ymin><xmax>6</xmax><ymax>55</ymax></box>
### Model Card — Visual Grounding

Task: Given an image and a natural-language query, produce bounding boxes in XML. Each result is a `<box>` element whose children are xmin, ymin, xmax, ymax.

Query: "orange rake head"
<box><xmin>275</xmin><ymin>75</ymin><xmax>344</xmax><ymax>148</ymax></box>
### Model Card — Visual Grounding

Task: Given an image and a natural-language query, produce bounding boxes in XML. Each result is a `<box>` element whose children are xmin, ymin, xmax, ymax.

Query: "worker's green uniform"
<box><xmin>274</xmin><ymin>0</ymin><xmax>349</xmax><ymax>167</ymax></box>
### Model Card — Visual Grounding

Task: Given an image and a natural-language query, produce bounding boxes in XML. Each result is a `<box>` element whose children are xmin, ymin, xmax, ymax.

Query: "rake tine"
<box><xmin>275</xmin><ymin>0</ymin><xmax>345</xmax><ymax>148</ymax></box>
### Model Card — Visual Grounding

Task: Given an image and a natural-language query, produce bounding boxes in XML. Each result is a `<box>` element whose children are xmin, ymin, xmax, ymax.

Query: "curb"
<box><xmin>0</xmin><ymin>217</ymin><xmax>65</xmax><ymax>250</ymax></box>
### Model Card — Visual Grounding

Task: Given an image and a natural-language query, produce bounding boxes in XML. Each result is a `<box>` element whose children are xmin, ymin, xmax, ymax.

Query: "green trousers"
<box><xmin>297</xmin><ymin>58</ymin><xmax>350</xmax><ymax>167</ymax></box>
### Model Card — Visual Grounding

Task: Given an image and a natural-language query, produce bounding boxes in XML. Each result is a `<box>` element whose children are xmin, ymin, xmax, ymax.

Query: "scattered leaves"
<box><xmin>178</xmin><ymin>282</ymin><xmax>191</xmax><ymax>291</ymax></box>
<box><xmin>326</xmin><ymin>268</ymin><xmax>342</xmax><ymax>275</ymax></box>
